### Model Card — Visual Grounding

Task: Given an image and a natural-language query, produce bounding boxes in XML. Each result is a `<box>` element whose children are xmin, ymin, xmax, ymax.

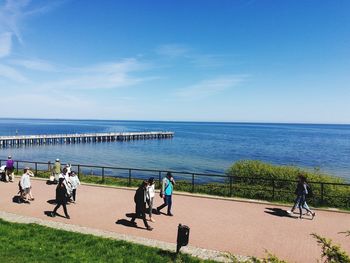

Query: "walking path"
<box><xmin>0</xmin><ymin>178</ymin><xmax>349</xmax><ymax>262</ymax></box>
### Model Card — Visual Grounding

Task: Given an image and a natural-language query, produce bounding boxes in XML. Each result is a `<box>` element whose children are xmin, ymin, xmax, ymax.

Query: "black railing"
<box><xmin>1</xmin><ymin>159</ymin><xmax>350</xmax><ymax>209</ymax></box>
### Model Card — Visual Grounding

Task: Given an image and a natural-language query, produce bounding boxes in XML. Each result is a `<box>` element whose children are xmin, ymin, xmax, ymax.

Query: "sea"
<box><xmin>0</xmin><ymin>119</ymin><xmax>350</xmax><ymax>182</ymax></box>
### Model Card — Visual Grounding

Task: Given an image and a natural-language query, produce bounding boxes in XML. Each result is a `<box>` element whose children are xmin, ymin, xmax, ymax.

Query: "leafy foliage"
<box><xmin>311</xmin><ymin>233</ymin><xmax>350</xmax><ymax>263</ymax></box>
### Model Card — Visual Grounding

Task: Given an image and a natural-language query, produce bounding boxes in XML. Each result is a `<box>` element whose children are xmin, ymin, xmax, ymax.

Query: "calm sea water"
<box><xmin>0</xmin><ymin>119</ymin><xmax>350</xmax><ymax>181</ymax></box>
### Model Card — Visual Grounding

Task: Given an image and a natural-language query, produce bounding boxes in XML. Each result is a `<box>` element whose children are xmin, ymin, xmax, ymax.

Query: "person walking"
<box><xmin>51</xmin><ymin>178</ymin><xmax>70</xmax><ymax>219</ymax></box>
<box><xmin>287</xmin><ymin>174</ymin><xmax>315</xmax><ymax>219</ymax></box>
<box><xmin>5</xmin><ymin>155</ymin><xmax>15</xmax><ymax>182</ymax></box>
<box><xmin>69</xmin><ymin>171</ymin><xmax>80</xmax><ymax>203</ymax></box>
<box><xmin>146</xmin><ymin>177</ymin><xmax>156</xmax><ymax>222</ymax></box>
<box><xmin>20</xmin><ymin>167</ymin><xmax>35</xmax><ymax>202</ymax></box>
<box><xmin>60</xmin><ymin>167</ymin><xmax>73</xmax><ymax>200</ymax></box>
<box><xmin>130</xmin><ymin>181</ymin><xmax>153</xmax><ymax>231</ymax></box>
<box><xmin>53</xmin><ymin>159</ymin><xmax>61</xmax><ymax>184</ymax></box>
<box><xmin>157</xmin><ymin>172</ymin><xmax>175</xmax><ymax>216</ymax></box>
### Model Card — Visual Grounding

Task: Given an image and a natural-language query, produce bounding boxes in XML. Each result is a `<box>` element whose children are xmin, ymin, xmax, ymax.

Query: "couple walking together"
<box><xmin>131</xmin><ymin>172</ymin><xmax>175</xmax><ymax>230</ymax></box>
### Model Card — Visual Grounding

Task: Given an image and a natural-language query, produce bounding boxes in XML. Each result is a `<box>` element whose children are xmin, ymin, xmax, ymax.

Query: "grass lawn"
<box><xmin>0</xmin><ymin>219</ymin><xmax>214</xmax><ymax>263</ymax></box>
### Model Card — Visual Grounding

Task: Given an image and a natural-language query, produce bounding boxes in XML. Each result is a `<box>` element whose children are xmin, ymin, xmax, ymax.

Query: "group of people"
<box><xmin>49</xmin><ymin>159</ymin><xmax>80</xmax><ymax>219</ymax></box>
<box><xmin>3</xmin><ymin>156</ymin><xmax>316</xmax><ymax>225</ymax></box>
<box><xmin>130</xmin><ymin>172</ymin><xmax>176</xmax><ymax>231</ymax></box>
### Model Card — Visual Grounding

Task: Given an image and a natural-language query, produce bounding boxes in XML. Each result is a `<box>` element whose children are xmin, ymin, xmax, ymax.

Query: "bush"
<box><xmin>226</xmin><ymin>160</ymin><xmax>350</xmax><ymax>208</ymax></box>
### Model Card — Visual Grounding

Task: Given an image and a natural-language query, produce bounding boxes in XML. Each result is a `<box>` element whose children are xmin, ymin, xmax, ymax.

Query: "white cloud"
<box><xmin>156</xmin><ymin>44</ymin><xmax>189</xmax><ymax>58</ymax></box>
<box><xmin>0</xmin><ymin>63</ymin><xmax>28</xmax><ymax>82</ymax></box>
<box><xmin>38</xmin><ymin>58</ymin><xmax>153</xmax><ymax>90</ymax></box>
<box><xmin>175</xmin><ymin>75</ymin><xmax>247</xmax><ymax>100</ymax></box>
<box><xmin>0</xmin><ymin>0</ymin><xmax>62</xmax><ymax>47</ymax></box>
<box><xmin>10</xmin><ymin>58</ymin><xmax>57</xmax><ymax>71</ymax></box>
<box><xmin>0</xmin><ymin>32</ymin><xmax>12</xmax><ymax>58</ymax></box>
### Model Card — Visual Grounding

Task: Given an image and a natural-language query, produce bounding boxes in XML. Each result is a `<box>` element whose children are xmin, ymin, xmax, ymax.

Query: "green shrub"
<box><xmin>227</xmin><ymin>160</ymin><xmax>350</xmax><ymax>208</ymax></box>
<box><xmin>311</xmin><ymin>233</ymin><xmax>350</xmax><ymax>263</ymax></box>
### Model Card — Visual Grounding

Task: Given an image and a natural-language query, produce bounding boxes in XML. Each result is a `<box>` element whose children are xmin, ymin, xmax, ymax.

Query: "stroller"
<box><xmin>0</xmin><ymin>165</ymin><xmax>6</xmax><ymax>181</ymax></box>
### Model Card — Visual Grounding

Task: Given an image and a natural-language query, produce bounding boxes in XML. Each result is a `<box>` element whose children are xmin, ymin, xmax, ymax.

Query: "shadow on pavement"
<box><xmin>47</xmin><ymin>199</ymin><xmax>57</xmax><ymax>205</ymax></box>
<box><xmin>12</xmin><ymin>195</ymin><xmax>29</xmax><ymax>204</ymax></box>
<box><xmin>115</xmin><ymin>218</ymin><xmax>142</xmax><ymax>229</ymax></box>
<box><xmin>264</xmin><ymin>207</ymin><xmax>297</xmax><ymax>218</ymax></box>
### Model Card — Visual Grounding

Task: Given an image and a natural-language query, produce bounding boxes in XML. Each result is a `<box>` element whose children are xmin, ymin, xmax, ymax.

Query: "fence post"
<box><xmin>320</xmin><ymin>183</ymin><xmax>324</xmax><ymax>205</ymax></box>
<box><xmin>102</xmin><ymin>167</ymin><xmax>105</xmax><ymax>183</ymax></box>
<box><xmin>229</xmin><ymin>176</ymin><xmax>233</xmax><ymax>197</ymax></box>
<box><xmin>78</xmin><ymin>165</ymin><xmax>81</xmax><ymax>179</ymax></box>
<box><xmin>16</xmin><ymin>161</ymin><xmax>19</xmax><ymax>175</ymax></box>
<box><xmin>192</xmin><ymin>173</ymin><xmax>195</xmax><ymax>193</ymax></box>
<box><xmin>158</xmin><ymin>171</ymin><xmax>162</xmax><ymax>189</ymax></box>
<box><xmin>35</xmin><ymin>162</ymin><xmax>38</xmax><ymax>176</ymax></box>
<box><xmin>128</xmin><ymin>169</ymin><xmax>131</xmax><ymax>187</ymax></box>
<box><xmin>272</xmin><ymin>179</ymin><xmax>275</xmax><ymax>200</ymax></box>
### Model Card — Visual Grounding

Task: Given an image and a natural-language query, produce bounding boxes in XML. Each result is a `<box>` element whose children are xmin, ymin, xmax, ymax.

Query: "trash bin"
<box><xmin>176</xmin><ymin>224</ymin><xmax>190</xmax><ymax>253</ymax></box>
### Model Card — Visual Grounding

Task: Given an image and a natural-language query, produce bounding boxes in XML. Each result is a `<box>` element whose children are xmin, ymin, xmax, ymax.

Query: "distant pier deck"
<box><xmin>0</xmin><ymin>131</ymin><xmax>174</xmax><ymax>147</ymax></box>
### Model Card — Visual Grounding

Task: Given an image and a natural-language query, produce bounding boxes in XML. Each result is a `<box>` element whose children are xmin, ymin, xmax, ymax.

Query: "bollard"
<box><xmin>176</xmin><ymin>224</ymin><xmax>190</xmax><ymax>253</ymax></box>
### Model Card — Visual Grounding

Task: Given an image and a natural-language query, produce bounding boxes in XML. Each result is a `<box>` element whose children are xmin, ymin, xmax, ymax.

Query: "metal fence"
<box><xmin>1</xmin><ymin>159</ymin><xmax>350</xmax><ymax>208</ymax></box>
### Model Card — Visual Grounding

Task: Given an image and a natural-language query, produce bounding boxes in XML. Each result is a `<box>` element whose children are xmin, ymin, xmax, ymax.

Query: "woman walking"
<box><xmin>130</xmin><ymin>181</ymin><xmax>153</xmax><ymax>231</ymax></box>
<box><xmin>146</xmin><ymin>177</ymin><xmax>156</xmax><ymax>222</ymax></box>
<box><xmin>69</xmin><ymin>171</ymin><xmax>80</xmax><ymax>203</ymax></box>
<box><xmin>288</xmin><ymin>174</ymin><xmax>315</xmax><ymax>219</ymax></box>
<box><xmin>51</xmin><ymin>178</ymin><xmax>70</xmax><ymax>219</ymax></box>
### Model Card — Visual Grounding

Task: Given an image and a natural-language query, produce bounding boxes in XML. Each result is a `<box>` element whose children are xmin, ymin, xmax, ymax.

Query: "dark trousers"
<box><xmin>157</xmin><ymin>195</ymin><xmax>172</xmax><ymax>214</ymax></box>
<box><xmin>72</xmin><ymin>189</ymin><xmax>77</xmax><ymax>201</ymax></box>
<box><xmin>53</xmin><ymin>202</ymin><xmax>69</xmax><ymax>217</ymax></box>
<box><xmin>131</xmin><ymin>206</ymin><xmax>149</xmax><ymax>228</ymax></box>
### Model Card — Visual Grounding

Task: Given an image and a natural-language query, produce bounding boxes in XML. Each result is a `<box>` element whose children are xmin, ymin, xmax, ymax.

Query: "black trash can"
<box><xmin>176</xmin><ymin>224</ymin><xmax>190</xmax><ymax>253</ymax></box>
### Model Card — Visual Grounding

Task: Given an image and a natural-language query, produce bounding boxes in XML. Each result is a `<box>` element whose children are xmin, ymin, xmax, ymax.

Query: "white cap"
<box><xmin>56</xmin><ymin>158</ymin><xmax>60</xmax><ymax>162</ymax></box>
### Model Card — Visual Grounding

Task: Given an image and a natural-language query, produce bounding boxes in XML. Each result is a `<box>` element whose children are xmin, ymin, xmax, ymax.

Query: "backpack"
<box><xmin>306</xmin><ymin>184</ymin><xmax>313</xmax><ymax>198</ymax></box>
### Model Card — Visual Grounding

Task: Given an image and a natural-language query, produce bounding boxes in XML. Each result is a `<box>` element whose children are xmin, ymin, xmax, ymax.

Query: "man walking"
<box><xmin>157</xmin><ymin>172</ymin><xmax>175</xmax><ymax>216</ymax></box>
<box><xmin>5</xmin><ymin>156</ymin><xmax>15</xmax><ymax>182</ymax></box>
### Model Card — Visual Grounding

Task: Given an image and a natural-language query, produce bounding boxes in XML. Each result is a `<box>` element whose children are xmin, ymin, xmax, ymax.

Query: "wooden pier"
<box><xmin>0</xmin><ymin>131</ymin><xmax>174</xmax><ymax>147</ymax></box>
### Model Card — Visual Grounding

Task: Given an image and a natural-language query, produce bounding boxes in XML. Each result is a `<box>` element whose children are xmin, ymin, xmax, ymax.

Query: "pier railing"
<box><xmin>1</xmin><ymin>159</ymin><xmax>350</xmax><ymax>209</ymax></box>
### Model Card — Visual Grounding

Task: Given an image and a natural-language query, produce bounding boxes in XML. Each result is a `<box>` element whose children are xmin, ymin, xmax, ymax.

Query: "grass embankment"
<box><xmin>0</xmin><ymin>218</ymin><xmax>212</xmax><ymax>263</ymax></box>
<box><xmin>35</xmin><ymin>160</ymin><xmax>350</xmax><ymax>209</ymax></box>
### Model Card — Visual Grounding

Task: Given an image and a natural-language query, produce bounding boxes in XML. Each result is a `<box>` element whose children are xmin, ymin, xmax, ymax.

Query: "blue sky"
<box><xmin>0</xmin><ymin>0</ymin><xmax>349</xmax><ymax>123</ymax></box>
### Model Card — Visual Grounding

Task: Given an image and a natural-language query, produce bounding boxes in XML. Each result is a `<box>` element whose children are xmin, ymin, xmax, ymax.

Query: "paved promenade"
<box><xmin>0</xmin><ymin>178</ymin><xmax>349</xmax><ymax>262</ymax></box>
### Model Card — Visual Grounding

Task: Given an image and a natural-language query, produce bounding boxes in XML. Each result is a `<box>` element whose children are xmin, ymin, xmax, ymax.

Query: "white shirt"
<box><xmin>20</xmin><ymin>172</ymin><xmax>34</xmax><ymax>189</ymax></box>
<box><xmin>146</xmin><ymin>184</ymin><xmax>155</xmax><ymax>199</ymax></box>
<box><xmin>69</xmin><ymin>176</ymin><xmax>80</xmax><ymax>189</ymax></box>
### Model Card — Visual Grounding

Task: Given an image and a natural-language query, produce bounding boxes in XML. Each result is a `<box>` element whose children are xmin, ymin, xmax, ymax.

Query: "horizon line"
<box><xmin>0</xmin><ymin>117</ymin><xmax>350</xmax><ymax>126</ymax></box>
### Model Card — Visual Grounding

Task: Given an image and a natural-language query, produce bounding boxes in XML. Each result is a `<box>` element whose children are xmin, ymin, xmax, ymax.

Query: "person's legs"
<box><xmin>62</xmin><ymin>203</ymin><xmax>70</xmax><ymax>218</ymax></box>
<box><xmin>298</xmin><ymin>196</ymin><xmax>306</xmax><ymax>218</ymax></box>
<box><xmin>28</xmin><ymin>189</ymin><xmax>34</xmax><ymax>200</ymax></box>
<box><xmin>72</xmin><ymin>189</ymin><xmax>76</xmax><ymax>202</ymax></box>
<box><xmin>288</xmin><ymin>196</ymin><xmax>301</xmax><ymax>213</ymax></box>
<box><xmin>53</xmin><ymin>203</ymin><xmax>61</xmax><ymax>214</ymax></box>
<box><xmin>148</xmin><ymin>198</ymin><xmax>154</xmax><ymax>220</ymax></box>
<box><xmin>141</xmin><ymin>211</ymin><xmax>150</xmax><ymax>228</ymax></box>
<box><xmin>166</xmin><ymin>195</ymin><xmax>173</xmax><ymax>215</ymax></box>
<box><xmin>157</xmin><ymin>197</ymin><xmax>167</xmax><ymax>212</ymax></box>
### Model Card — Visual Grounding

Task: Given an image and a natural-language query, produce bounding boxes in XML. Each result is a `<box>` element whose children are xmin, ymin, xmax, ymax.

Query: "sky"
<box><xmin>0</xmin><ymin>0</ymin><xmax>349</xmax><ymax>123</ymax></box>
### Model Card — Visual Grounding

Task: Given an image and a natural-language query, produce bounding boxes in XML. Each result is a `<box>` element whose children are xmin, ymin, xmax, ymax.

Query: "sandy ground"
<box><xmin>0</xmin><ymin>178</ymin><xmax>349</xmax><ymax>262</ymax></box>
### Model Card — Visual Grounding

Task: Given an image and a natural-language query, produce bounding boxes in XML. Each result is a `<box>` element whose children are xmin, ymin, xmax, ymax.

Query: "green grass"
<box><xmin>0</xmin><ymin>218</ymin><xmax>213</xmax><ymax>263</ymax></box>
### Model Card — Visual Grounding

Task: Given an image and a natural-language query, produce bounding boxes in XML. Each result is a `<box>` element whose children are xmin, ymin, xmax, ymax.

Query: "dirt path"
<box><xmin>0</xmin><ymin>179</ymin><xmax>349</xmax><ymax>262</ymax></box>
